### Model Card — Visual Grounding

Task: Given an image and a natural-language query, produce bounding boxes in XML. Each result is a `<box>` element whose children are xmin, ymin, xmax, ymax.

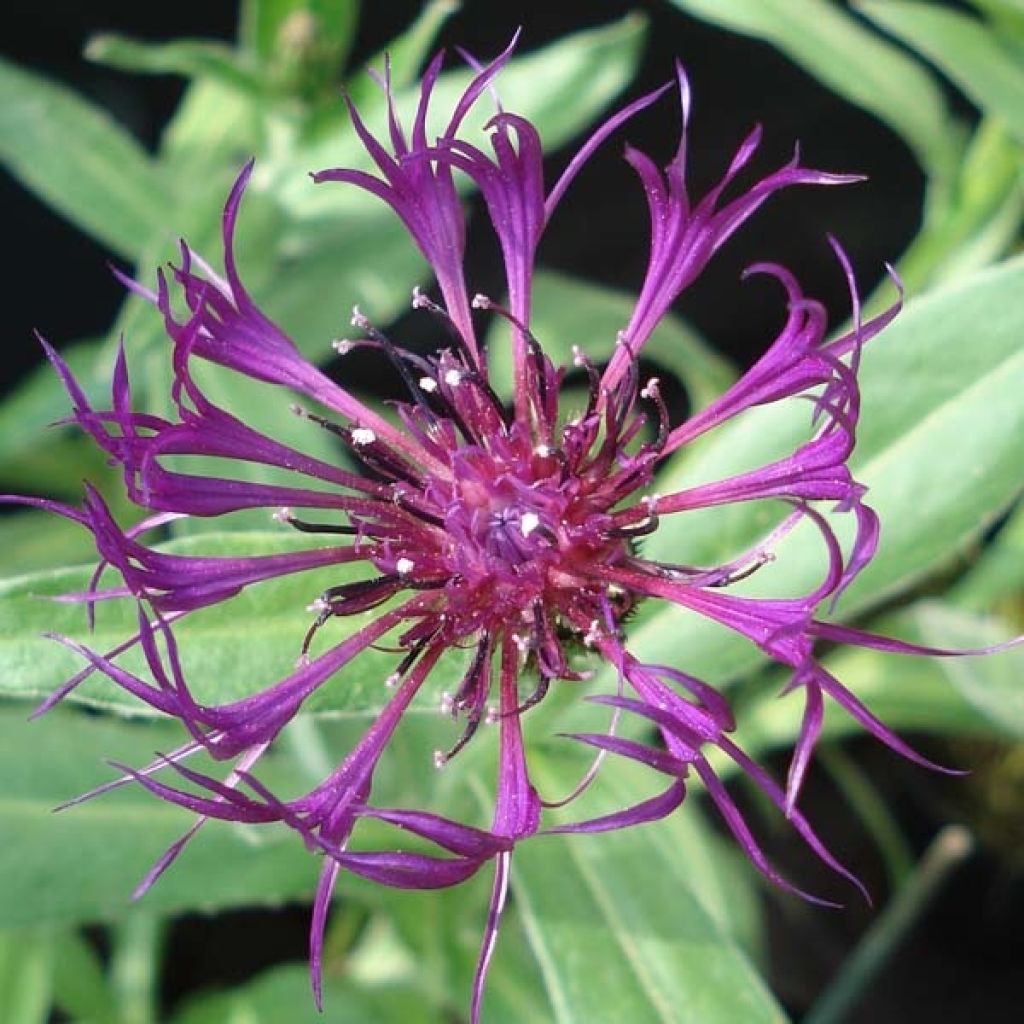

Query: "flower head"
<box><xmin>7</xmin><ymin>43</ymin><xmax>1006</xmax><ymax>1021</ymax></box>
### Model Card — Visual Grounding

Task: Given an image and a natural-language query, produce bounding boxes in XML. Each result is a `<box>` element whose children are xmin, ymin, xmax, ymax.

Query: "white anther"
<box><xmin>607</xmin><ymin>583</ymin><xmax>626</xmax><ymax>598</ymax></box>
<box><xmin>520</xmin><ymin>511</ymin><xmax>540</xmax><ymax>537</ymax></box>
<box><xmin>418</xmin><ymin>376</ymin><xmax>438</xmax><ymax>393</ymax></box>
<box><xmin>295</xmin><ymin>652</ymin><xmax>312</xmax><ymax>669</ymax></box>
<box><xmin>385</xmin><ymin>671</ymin><xmax>401</xmax><ymax>688</ymax></box>
<box><xmin>534</xmin><ymin>444</ymin><xmax>553</xmax><ymax>458</ymax></box>
<box><xmin>350</xmin><ymin>305</ymin><xmax>371</xmax><ymax>329</ymax></box>
<box><xmin>331</xmin><ymin>338</ymin><xmax>356</xmax><ymax>355</ymax></box>
<box><xmin>289</xmin><ymin>402</ymin><xmax>306</xmax><ymax>417</ymax></box>
<box><xmin>273</xmin><ymin>507</ymin><xmax>293</xmax><ymax>524</ymax></box>
<box><xmin>512</xmin><ymin>633</ymin><xmax>531</xmax><ymax>654</ymax></box>
<box><xmin>615</xmin><ymin>330</ymin><xmax>629</xmax><ymax>347</ymax></box>
<box><xmin>583</xmin><ymin>619</ymin><xmax>602</xmax><ymax>648</ymax></box>
<box><xmin>571</xmin><ymin>344</ymin><xmax>586</xmax><ymax>367</ymax></box>
<box><xmin>471</xmin><ymin>293</ymin><xmax>492</xmax><ymax>310</ymax></box>
<box><xmin>444</xmin><ymin>368</ymin><xmax>463</xmax><ymax>387</ymax></box>
<box><xmin>641</xmin><ymin>377</ymin><xmax>661</xmax><ymax>400</ymax></box>
<box><xmin>440</xmin><ymin>692</ymin><xmax>454</xmax><ymax>714</ymax></box>
<box><xmin>306</xmin><ymin>597</ymin><xmax>330</xmax><ymax>614</ymax></box>
<box><xmin>351</xmin><ymin>427</ymin><xmax>376</xmax><ymax>446</ymax></box>
<box><xmin>485</xmin><ymin>705</ymin><xmax>499</xmax><ymax>725</ymax></box>
<box><xmin>644</xmin><ymin>493</ymin><xmax>661</xmax><ymax>512</ymax></box>
<box><xmin>433</xmin><ymin>750</ymin><xmax>448</xmax><ymax>769</ymax></box>
<box><xmin>395</xmin><ymin>557</ymin><xmax>415</xmax><ymax>575</ymax></box>
<box><xmin>411</xmin><ymin>286</ymin><xmax>430</xmax><ymax>309</ymax></box>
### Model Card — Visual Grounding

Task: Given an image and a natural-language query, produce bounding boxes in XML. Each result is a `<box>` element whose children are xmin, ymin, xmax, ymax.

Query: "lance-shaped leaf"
<box><xmin>0</xmin><ymin>57</ymin><xmax>172</xmax><ymax>259</ymax></box>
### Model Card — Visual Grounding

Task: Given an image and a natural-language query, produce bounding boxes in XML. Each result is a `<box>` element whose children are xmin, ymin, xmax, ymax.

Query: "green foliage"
<box><xmin>0</xmin><ymin>58</ymin><xmax>173</xmax><ymax>259</ymax></box>
<box><xmin>859</xmin><ymin>0</ymin><xmax>1024</xmax><ymax>143</ymax></box>
<box><xmin>667</xmin><ymin>0</ymin><xmax>957</xmax><ymax>181</ymax></box>
<box><xmin>673</xmin><ymin>0</ymin><xmax>1024</xmax><ymax>295</ymax></box>
<box><xmin>513</xmin><ymin>754</ymin><xmax>778</xmax><ymax>1024</ymax></box>
<box><xmin>172</xmin><ymin>966</ymin><xmax>437</xmax><ymax>1024</ymax></box>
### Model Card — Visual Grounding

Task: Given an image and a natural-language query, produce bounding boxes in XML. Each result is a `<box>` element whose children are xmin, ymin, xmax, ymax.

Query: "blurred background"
<box><xmin>4</xmin><ymin>0</ymin><xmax>925</xmax><ymax>391</ymax></box>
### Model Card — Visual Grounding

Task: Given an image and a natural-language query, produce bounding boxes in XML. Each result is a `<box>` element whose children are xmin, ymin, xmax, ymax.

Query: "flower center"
<box><xmin>425</xmin><ymin>428</ymin><xmax>621</xmax><ymax>633</ymax></box>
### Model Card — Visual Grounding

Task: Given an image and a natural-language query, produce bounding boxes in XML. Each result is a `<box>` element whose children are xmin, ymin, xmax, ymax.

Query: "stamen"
<box><xmin>640</xmin><ymin>376</ymin><xmax>670</xmax><ymax>448</ymax></box>
<box><xmin>495</xmin><ymin>674</ymin><xmax>550</xmax><ymax>719</ymax></box>
<box><xmin>441</xmin><ymin>704</ymin><xmax>485</xmax><ymax>761</ymax></box>
<box><xmin>472</xmin><ymin>293</ymin><xmax>551</xmax><ymax>415</ymax></box>
<box><xmin>410</xmin><ymin>287</ymin><xmax>479</xmax><ymax>366</ymax></box>
<box><xmin>607</xmin><ymin>511</ymin><xmax>659</xmax><ymax>539</ymax></box>
<box><xmin>351</xmin><ymin>427</ymin><xmax>377</xmax><ymax>446</ymax></box>
<box><xmin>300</xmin><ymin>607</ymin><xmax>332</xmax><ymax>658</ymax></box>
<box><xmin>275</xmin><ymin>508</ymin><xmax>358</xmax><ymax>535</ymax></box>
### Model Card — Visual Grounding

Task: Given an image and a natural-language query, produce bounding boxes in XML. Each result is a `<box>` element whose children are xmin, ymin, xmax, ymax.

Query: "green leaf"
<box><xmin>619</xmin><ymin>256</ymin><xmax>1024</xmax><ymax>683</ymax></box>
<box><xmin>967</xmin><ymin>0</ymin><xmax>1024</xmax><ymax>46</ymax></box>
<box><xmin>0</xmin><ymin>56</ymin><xmax>172</xmax><ymax>259</ymax></box>
<box><xmin>858</xmin><ymin>0</ymin><xmax>1024</xmax><ymax>144</ymax></box>
<box><xmin>0</xmin><ymin>511</ymin><xmax>102</xmax><ymax>578</ymax></box>
<box><xmin>86</xmin><ymin>35</ymin><xmax>264</xmax><ymax>96</ymax></box>
<box><xmin>172</xmin><ymin>965</ymin><xmax>436</xmax><ymax>1024</ymax></box>
<box><xmin>488</xmin><ymin>270</ymin><xmax>737</xmax><ymax>411</ymax></box>
<box><xmin>51</xmin><ymin>929</ymin><xmax>117</xmax><ymax>1024</ymax></box>
<box><xmin>363</xmin><ymin>0</ymin><xmax>461</xmax><ymax>94</ymax></box>
<box><xmin>0</xmin><ymin>705</ymin><xmax>316</xmax><ymax>927</ymax></box>
<box><xmin>257</xmin><ymin>208</ymin><xmax>432</xmax><ymax>346</ymax></box>
<box><xmin>0</xmin><ymin>531</ymin><xmax>465</xmax><ymax>713</ymax></box>
<box><xmin>512</xmin><ymin>752</ymin><xmax>784</xmax><ymax>1024</ymax></box>
<box><xmin>0</xmin><ymin>927</ymin><xmax>53</xmax><ymax>1024</ymax></box>
<box><xmin>159</xmin><ymin>76</ymin><xmax>263</xmax><ymax>176</ymax></box>
<box><xmin>951</xmin><ymin>499</ymin><xmax>1024</xmax><ymax>611</ymax></box>
<box><xmin>914</xmin><ymin>602</ymin><xmax>1024</xmax><ymax>739</ymax></box>
<box><xmin>897</xmin><ymin>117</ymin><xmax>1024</xmax><ymax>293</ymax></box>
<box><xmin>667</xmin><ymin>0</ymin><xmax>956</xmax><ymax>180</ymax></box>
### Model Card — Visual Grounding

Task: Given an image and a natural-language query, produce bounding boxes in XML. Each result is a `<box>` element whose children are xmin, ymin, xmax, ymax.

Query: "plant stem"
<box><xmin>110</xmin><ymin>910</ymin><xmax>164</xmax><ymax>1024</ymax></box>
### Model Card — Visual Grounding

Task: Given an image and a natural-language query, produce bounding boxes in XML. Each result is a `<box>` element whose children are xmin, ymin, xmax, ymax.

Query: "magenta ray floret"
<box><xmin>7</xmin><ymin>41</ymin><xmax>1011</xmax><ymax>1022</ymax></box>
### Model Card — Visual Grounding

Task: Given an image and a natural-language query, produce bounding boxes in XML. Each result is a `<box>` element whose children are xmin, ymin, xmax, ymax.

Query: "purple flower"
<box><xmin>6</xmin><ymin>45</ymin><xmax>1005</xmax><ymax>1021</ymax></box>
